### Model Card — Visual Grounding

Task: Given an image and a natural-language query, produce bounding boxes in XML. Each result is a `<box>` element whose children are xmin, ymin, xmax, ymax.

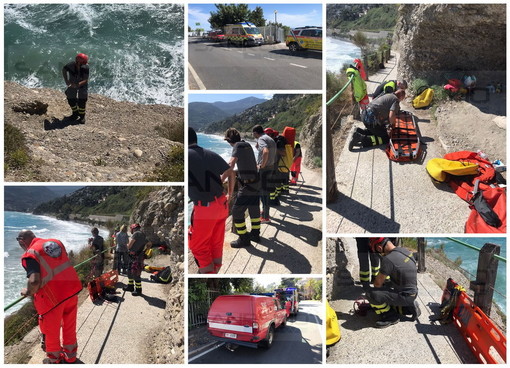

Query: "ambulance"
<box><xmin>285</xmin><ymin>26</ymin><xmax>322</xmax><ymax>52</ymax></box>
<box><xmin>224</xmin><ymin>22</ymin><xmax>264</xmax><ymax>46</ymax></box>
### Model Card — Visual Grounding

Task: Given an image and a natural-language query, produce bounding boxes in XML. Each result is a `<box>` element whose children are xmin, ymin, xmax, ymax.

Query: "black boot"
<box><xmin>123</xmin><ymin>284</ymin><xmax>134</xmax><ymax>292</ymax></box>
<box><xmin>375</xmin><ymin>310</ymin><xmax>400</xmax><ymax>328</ymax></box>
<box><xmin>231</xmin><ymin>233</ymin><xmax>251</xmax><ymax>248</ymax></box>
<box><xmin>410</xmin><ymin>300</ymin><xmax>421</xmax><ymax>321</ymax></box>
<box><xmin>250</xmin><ymin>231</ymin><xmax>260</xmax><ymax>242</ymax></box>
<box><xmin>132</xmin><ymin>288</ymin><xmax>142</xmax><ymax>296</ymax></box>
<box><xmin>349</xmin><ymin>131</ymin><xmax>364</xmax><ymax>151</ymax></box>
<box><xmin>78</xmin><ymin>114</ymin><xmax>86</xmax><ymax>124</ymax></box>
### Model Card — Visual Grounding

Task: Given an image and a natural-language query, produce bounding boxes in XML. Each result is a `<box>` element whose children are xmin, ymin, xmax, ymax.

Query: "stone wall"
<box><xmin>395</xmin><ymin>4</ymin><xmax>506</xmax><ymax>83</ymax></box>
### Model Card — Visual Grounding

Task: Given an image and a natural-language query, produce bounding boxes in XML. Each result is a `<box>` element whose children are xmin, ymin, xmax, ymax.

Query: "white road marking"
<box><xmin>188</xmin><ymin>62</ymin><xmax>206</xmax><ymax>90</ymax></box>
<box><xmin>248</xmin><ymin>53</ymin><xmax>255</xmax><ymax>56</ymax></box>
<box><xmin>290</xmin><ymin>63</ymin><xmax>307</xmax><ymax>69</ymax></box>
<box><xmin>264</xmin><ymin>57</ymin><xmax>275</xmax><ymax>61</ymax></box>
<box><xmin>188</xmin><ymin>343</ymin><xmax>225</xmax><ymax>363</ymax></box>
<box><xmin>237</xmin><ymin>51</ymin><xmax>243</xmax><ymax>54</ymax></box>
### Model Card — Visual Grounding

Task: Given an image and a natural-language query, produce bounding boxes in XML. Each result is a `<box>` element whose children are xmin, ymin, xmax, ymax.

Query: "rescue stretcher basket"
<box><xmin>386</xmin><ymin>110</ymin><xmax>422</xmax><ymax>162</ymax></box>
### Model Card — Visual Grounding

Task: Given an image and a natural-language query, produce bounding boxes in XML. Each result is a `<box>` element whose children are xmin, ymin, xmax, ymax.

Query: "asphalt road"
<box><xmin>189</xmin><ymin>301</ymin><xmax>323</xmax><ymax>364</ymax></box>
<box><xmin>188</xmin><ymin>38</ymin><xmax>322</xmax><ymax>90</ymax></box>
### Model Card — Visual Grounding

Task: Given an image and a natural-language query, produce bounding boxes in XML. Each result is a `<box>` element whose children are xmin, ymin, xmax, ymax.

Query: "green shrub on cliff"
<box><xmin>5</xmin><ymin>123</ymin><xmax>30</xmax><ymax>171</ymax></box>
<box><xmin>148</xmin><ymin>145</ymin><xmax>184</xmax><ymax>182</ymax></box>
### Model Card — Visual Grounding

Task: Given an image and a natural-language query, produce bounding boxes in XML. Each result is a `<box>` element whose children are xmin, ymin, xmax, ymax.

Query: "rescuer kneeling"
<box><xmin>365</xmin><ymin>237</ymin><xmax>421</xmax><ymax>328</ymax></box>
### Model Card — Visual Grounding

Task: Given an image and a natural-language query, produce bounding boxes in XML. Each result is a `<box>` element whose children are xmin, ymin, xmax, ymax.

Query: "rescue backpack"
<box><xmin>412</xmin><ymin>87</ymin><xmax>434</xmax><ymax>109</ymax></box>
<box><xmin>150</xmin><ymin>266</ymin><xmax>172</xmax><ymax>284</ymax></box>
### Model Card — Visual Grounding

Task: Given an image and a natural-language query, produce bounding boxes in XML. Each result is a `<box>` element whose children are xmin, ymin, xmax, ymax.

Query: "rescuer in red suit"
<box><xmin>18</xmin><ymin>230</ymin><xmax>82</xmax><ymax>364</ymax></box>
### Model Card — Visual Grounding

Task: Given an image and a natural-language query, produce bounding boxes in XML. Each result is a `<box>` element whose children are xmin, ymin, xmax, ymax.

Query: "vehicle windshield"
<box><xmin>245</xmin><ymin>27</ymin><xmax>260</xmax><ymax>34</ymax></box>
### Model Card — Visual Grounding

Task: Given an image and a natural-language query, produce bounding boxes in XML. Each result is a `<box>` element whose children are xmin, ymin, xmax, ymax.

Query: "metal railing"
<box><xmin>188</xmin><ymin>289</ymin><xmax>219</xmax><ymax>328</ymax></box>
<box><xmin>326</xmin><ymin>75</ymin><xmax>354</xmax><ymax>106</ymax></box>
<box><xmin>417</xmin><ymin>237</ymin><xmax>505</xmax><ymax>316</ymax></box>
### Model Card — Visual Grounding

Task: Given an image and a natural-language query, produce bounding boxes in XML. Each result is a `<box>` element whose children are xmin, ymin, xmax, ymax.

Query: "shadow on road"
<box><xmin>241</xmin><ymin>234</ymin><xmax>313</xmax><ymax>274</ymax></box>
<box><xmin>269</xmin><ymin>49</ymin><xmax>322</xmax><ymax>60</ymax></box>
<box><xmin>327</xmin><ymin>192</ymin><xmax>401</xmax><ymax>233</ymax></box>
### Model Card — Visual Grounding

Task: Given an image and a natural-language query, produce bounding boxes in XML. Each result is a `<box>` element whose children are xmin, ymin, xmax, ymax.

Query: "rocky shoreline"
<box><xmin>4</xmin><ymin>81</ymin><xmax>184</xmax><ymax>182</ymax></box>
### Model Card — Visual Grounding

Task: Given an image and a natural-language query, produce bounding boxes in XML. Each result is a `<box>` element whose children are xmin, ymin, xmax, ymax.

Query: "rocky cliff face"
<box><xmin>395</xmin><ymin>4</ymin><xmax>506</xmax><ymax>83</ymax></box>
<box><xmin>300</xmin><ymin>112</ymin><xmax>322</xmax><ymax>168</ymax></box>
<box><xmin>130</xmin><ymin>185</ymin><xmax>185</xmax><ymax>363</ymax></box>
<box><xmin>130</xmin><ymin>186</ymin><xmax>184</xmax><ymax>261</ymax></box>
<box><xmin>4</xmin><ymin>82</ymin><xmax>183</xmax><ymax>182</ymax></box>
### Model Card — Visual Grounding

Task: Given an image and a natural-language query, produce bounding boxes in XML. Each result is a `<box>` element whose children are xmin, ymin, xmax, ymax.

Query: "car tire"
<box><xmin>262</xmin><ymin>325</ymin><xmax>275</xmax><ymax>349</ymax></box>
<box><xmin>281</xmin><ymin>317</ymin><xmax>287</xmax><ymax>328</ymax></box>
<box><xmin>289</xmin><ymin>42</ymin><xmax>299</xmax><ymax>52</ymax></box>
<box><xmin>242</xmin><ymin>40</ymin><xmax>247</xmax><ymax>48</ymax></box>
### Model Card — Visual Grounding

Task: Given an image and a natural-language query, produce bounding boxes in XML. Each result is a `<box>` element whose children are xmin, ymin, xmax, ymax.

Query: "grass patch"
<box><xmin>4</xmin><ymin>123</ymin><xmax>30</xmax><ymax>171</ymax></box>
<box><xmin>156</xmin><ymin>120</ymin><xmax>184</xmax><ymax>144</ymax></box>
<box><xmin>4</xmin><ymin>302</ymin><xmax>38</xmax><ymax>346</ymax></box>
<box><xmin>147</xmin><ymin>145</ymin><xmax>184</xmax><ymax>182</ymax></box>
<box><xmin>312</xmin><ymin>156</ymin><xmax>322</xmax><ymax>168</ymax></box>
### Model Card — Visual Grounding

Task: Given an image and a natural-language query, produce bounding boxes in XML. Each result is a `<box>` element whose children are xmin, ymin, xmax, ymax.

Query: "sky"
<box><xmin>188</xmin><ymin>3</ymin><xmax>323</xmax><ymax>31</ymax></box>
<box><xmin>188</xmin><ymin>93</ymin><xmax>273</xmax><ymax>103</ymax></box>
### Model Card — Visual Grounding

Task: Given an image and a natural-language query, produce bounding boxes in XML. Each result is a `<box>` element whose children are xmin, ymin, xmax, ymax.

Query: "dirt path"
<box><xmin>326</xmin><ymin>53</ymin><xmax>487</xmax><ymax>233</ymax></box>
<box><xmin>188</xmin><ymin>153</ymin><xmax>323</xmax><ymax>274</ymax></box>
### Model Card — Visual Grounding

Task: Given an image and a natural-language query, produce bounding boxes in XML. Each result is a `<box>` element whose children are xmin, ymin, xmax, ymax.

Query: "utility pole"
<box><xmin>274</xmin><ymin>10</ymin><xmax>278</xmax><ymax>43</ymax></box>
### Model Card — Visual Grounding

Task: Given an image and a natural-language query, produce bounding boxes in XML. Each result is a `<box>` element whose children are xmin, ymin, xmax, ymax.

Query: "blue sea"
<box><xmin>326</xmin><ymin>37</ymin><xmax>361</xmax><ymax>73</ymax></box>
<box><xmin>4</xmin><ymin>211</ymin><xmax>109</xmax><ymax>314</ymax></box>
<box><xmin>196</xmin><ymin>133</ymin><xmax>257</xmax><ymax>163</ymax></box>
<box><xmin>4</xmin><ymin>4</ymin><xmax>184</xmax><ymax>106</ymax></box>
<box><xmin>426</xmin><ymin>237</ymin><xmax>506</xmax><ymax>312</ymax></box>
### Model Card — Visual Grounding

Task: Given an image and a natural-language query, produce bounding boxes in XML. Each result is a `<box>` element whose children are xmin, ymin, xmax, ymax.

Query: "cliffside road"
<box><xmin>4</xmin><ymin>81</ymin><xmax>183</xmax><ymax>182</ymax></box>
<box><xmin>327</xmin><ymin>238</ymin><xmax>477</xmax><ymax>364</ymax></box>
<box><xmin>327</xmin><ymin>53</ymin><xmax>469</xmax><ymax>233</ymax></box>
<box><xmin>24</xmin><ymin>272</ymin><xmax>177</xmax><ymax>364</ymax></box>
<box><xmin>188</xmin><ymin>38</ymin><xmax>322</xmax><ymax>90</ymax></box>
<box><xmin>188</xmin><ymin>300</ymin><xmax>322</xmax><ymax>364</ymax></box>
<box><xmin>188</xmin><ymin>157</ymin><xmax>322</xmax><ymax>274</ymax></box>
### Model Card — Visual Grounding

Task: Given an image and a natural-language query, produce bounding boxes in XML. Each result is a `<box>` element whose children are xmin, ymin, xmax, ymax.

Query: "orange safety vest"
<box><xmin>22</xmin><ymin>238</ymin><xmax>82</xmax><ymax>316</ymax></box>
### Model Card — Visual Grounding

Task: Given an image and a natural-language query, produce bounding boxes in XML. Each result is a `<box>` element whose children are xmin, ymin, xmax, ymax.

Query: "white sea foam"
<box><xmin>4</xmin><ymin>5</ymin><xmax>47</xmax><ymax>34</ymax></box>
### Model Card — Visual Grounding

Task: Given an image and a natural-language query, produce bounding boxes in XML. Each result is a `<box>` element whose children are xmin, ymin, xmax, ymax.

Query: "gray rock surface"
<box><xmin>395</xmin><ymin>4</ymin><xmax>506</xmax><ymax>83</ymax></box>
<box><xmin>300</xmin><ymin>112</ymin><xmax>322</xmax><ymax>168</ymax></box>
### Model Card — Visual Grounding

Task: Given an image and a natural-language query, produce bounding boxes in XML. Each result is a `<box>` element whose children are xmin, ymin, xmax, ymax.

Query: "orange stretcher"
<box><xmin>386</xmin><ymin>110</ymin><xmax>422</xmax><ymax>162</ymax></box>
<box><xmin>442</xmin><ymin>278</ymin><xmax>506</xmax><ymax>364</ymax></box>
<box><xmin>87</xmin><ymin>270</ymin><xmax>119</xmax><ymax>302</ymax></box>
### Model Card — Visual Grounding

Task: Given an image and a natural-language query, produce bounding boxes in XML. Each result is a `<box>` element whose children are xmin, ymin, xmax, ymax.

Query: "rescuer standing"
<box><xmin>62</xmin><ymin>53</ymin><xmax>89</xmax><ymax>123</ymax></box>
<box><xmin>18</xmin><ymin>230</ymin><xmax>82</xmax><ymax>364</ymax></box>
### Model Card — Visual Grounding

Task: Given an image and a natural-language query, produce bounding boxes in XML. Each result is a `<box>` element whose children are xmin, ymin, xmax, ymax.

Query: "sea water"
<box><xmin>4</xmin><ymin>4</ymin><xmax>184</xmax><ymax>106</ymax></box>
<box><xmin>4</xmin><ymin>211</ymin><xmax>109</xmax><ymax>314</ymax></box>
<box><xmin>426</xmin><ymin>237</ymin><xmax>506</xmax><ymax>312</ymax></box>
<box><xmin>196</xmin><ymin>133</ymin><xmax>257</xmax><ymax>163</ymax></box>
<box><xmin>326</xmin><ymin>36</ymin><xmax>361</xmax><ymax>73</ymax></box>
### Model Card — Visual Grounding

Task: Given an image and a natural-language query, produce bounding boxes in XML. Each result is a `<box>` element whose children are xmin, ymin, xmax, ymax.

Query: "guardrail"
<box><xmin>326</xmin><ymin>74</ymin><xmax>354</xmax><ymax>106</ymax></box>
<box><xmin>417</xmin><ymin>237</ymin><xmax>505</xmax><ymax>315</ymax></box>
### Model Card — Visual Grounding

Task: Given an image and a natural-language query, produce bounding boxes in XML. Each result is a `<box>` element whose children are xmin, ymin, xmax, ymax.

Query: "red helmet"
<box><xmin>369</xmin><ymin>237</ymin><xmax>388</xmax><ymax>252</ymax></box>
<box><xmin>130</xmin><ymin>223</ymin><xmax>140</xmax><ymax>231</ymax></box>
<box><xmin>76</xmin><ymin>53</ymin><xmax>89</xmax><ymax>64</ymax></box>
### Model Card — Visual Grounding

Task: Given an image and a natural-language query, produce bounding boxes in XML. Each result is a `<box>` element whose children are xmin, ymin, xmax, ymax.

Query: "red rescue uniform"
<box><xmin>22</xmin><ymin>238</ymin><xmax>82</xmax><ymax>363</ymax></box>
<box><xmin>188</xmin><ymin>195</ymin><xmax>229</xmax><ymax>273</ymax></box>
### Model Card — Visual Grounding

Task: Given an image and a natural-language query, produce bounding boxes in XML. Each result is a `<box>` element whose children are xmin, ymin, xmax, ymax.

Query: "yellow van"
<box><xmin>224</xmin><ymin>22</ymin><xmax>264</xmax><ymax>46</ymax></box>
<box><xmin>286</xmin><ymin>26</ymin><xmax>322</xmax><ymax>52</ymax></box>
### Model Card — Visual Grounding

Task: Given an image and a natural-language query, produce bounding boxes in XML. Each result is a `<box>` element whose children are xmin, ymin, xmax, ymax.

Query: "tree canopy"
<box><xmin>209</xmin><ymin>4</ymin><xmax>266</xmax><ymax>29</ymax></box>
